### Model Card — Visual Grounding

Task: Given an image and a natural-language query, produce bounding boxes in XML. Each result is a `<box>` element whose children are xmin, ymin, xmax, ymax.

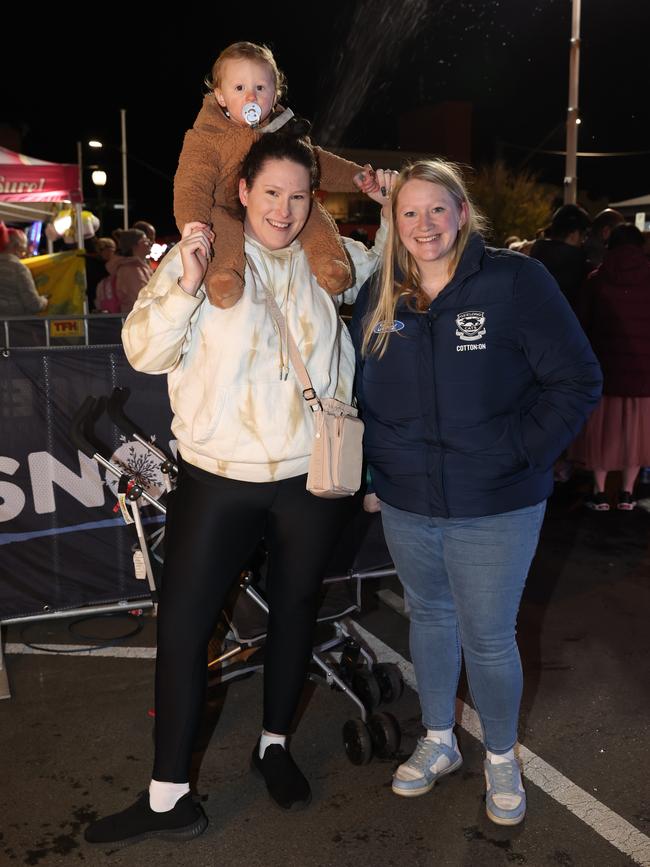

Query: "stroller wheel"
<box><xmin>372</xmin><ymin>663</ymin><xmax>404</xmax><ymax>705</ymax></box>
<box><xmin>352</xmin><ymin>668</ymin><xmax>381</xmax><ymax>712</ymax></box>
<box><xmin>367</xmin><ymin>712</ymin><xmax>401</xmax><ymax>759</ymax></box>
<box><xmin>342</xmin><ymin>719</ymin><xmax>373</xmax><ymax>765</ymax></box>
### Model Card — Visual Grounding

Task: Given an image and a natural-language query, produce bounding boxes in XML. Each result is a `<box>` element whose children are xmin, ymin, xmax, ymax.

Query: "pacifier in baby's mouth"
<box><xmin>242</xmin><ymin>102</ymin><xmax>262</xmax><ymax>126</ymax></box>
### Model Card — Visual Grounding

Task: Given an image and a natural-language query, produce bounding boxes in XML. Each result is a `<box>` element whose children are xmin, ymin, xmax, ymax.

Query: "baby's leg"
<box><xmin>205</xmin><ymin>206</ymin><xmax>245</xmax><ymax>308</ymax></box>
<box><xmin>300</xmin><ymin>202</ymin><xmax>352</xmax><ymax>295</ymax></box>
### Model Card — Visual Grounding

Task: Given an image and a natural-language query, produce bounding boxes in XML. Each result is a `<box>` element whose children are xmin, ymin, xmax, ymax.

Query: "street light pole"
<box><xmin>120</xmin><ymin>109</ymin><xmax>129</xmax><ymax>229</ymax></box>
<box><xmin>564</xmin><ymin>0</ymin><xmax>581</xmax><ymax>204</ymax></box>
<box><xmin>76</xmin><ymin>140</ymin><xmax>84</xmax><ymax>203</ymax></box>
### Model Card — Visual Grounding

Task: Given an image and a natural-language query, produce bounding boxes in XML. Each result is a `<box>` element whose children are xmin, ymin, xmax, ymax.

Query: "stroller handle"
<box><xmin>69</xmin><ymin>395</ymin><xmax>111</xmax><ymax>460</ymax></box>
<box><xmin>107</xmin><ymin>386</ymin><xmax>176</xmax><ymax>471</ymax></box>
<box><xmin>106</xmin><ymin>387</ymin><xmax>143</xmax><ymax>438</ymax></box>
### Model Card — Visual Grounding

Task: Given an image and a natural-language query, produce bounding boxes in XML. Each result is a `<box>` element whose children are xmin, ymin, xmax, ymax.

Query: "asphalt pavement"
<box><xmin>1</xmin><ymin>474</ymin><xmax>648</xmax><ymax>867</ymax></box>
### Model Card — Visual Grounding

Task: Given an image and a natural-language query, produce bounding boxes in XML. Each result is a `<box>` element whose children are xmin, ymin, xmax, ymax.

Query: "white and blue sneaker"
<box><xmin>392</xmin><ymin>736</ymin><xmax>463</xmax><ymax>797</ymax></box>
<box><xmin>484</xmin><ymin>757</ymin><xmax>526</xmax><ymax>826</ymax></box>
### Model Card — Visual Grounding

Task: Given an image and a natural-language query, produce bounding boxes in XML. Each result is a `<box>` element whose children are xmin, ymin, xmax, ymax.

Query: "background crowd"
<box><xmin>507</xmin><ymin>204</ymin><xmax>650</xmax><ymax>512</ymax></box>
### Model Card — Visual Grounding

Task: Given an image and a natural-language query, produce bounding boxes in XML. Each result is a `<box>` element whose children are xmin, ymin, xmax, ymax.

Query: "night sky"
<box><xmin>3</xmin><ymin>0</ymin><xmax>647</xmax><ymax>236</ymax></box>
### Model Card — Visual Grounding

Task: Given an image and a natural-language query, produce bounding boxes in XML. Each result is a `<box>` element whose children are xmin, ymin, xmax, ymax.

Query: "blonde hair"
<box><xmin>204</xmin><ymin>41</ymin><xmax>286</xmax><ymax>101</ymax></box>
<box><xmin>361</xmin><ymin>159</ymin><xmax>486</xmax><ymax>358</ymax></box>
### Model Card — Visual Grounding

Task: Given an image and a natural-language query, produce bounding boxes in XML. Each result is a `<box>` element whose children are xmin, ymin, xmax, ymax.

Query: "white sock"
<box><xmin>148</xmin><ymin>779</ymin><xmax>190</xmax><ymax>813</ymax></box>
<box><xmin>485</xmin><ymin>749</ymin><xmax>523</xmax><ymax>810</ymax></box>
<box><xmin>426</xmin><ymin>727</ymin><xmax>454</xmax><ymax>748</ymax></box>
<box><xmin>259</xmin><ymin>731</ymin><xmax>286</xmax><ymax>758</ymax></box>
<box><xmin>487</xmin><ymin>748</ymin><xmax>515</xmax><ymax>764</ymax></box>
<box><xmin>395</xmin><ymin>729</ymin><xmax>456</xmax><ymax>781</ymax></box>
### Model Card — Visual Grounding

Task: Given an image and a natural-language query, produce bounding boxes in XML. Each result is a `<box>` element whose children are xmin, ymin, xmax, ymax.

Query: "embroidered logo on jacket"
<box><xmin>455</xmin><ymin>310</ymin><xmax>486</xmax><ymax>341</ymax></box>
<box><xmin>373</xmin><ymin>320</ymin><xmax>405</xmax><ymax>334</ymax></box>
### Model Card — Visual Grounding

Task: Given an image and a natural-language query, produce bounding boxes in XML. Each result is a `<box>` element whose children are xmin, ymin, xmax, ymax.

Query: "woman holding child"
<box><xmin>86</xmin><ymin>38</ymin><xmax>392</xmax><ymax>844</ymax></box>
<box><xmin>85</xmin><ymin>126</ymin><xmax>394</xmax><ymax>844</ymax></box>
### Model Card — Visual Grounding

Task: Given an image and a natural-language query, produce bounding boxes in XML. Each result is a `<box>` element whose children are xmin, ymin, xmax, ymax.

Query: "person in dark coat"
<box><xmin>582</xmin><ymin>208</ymin><xmax>624</xmax><ymax>269</ymax></box>
<box><xmin>351</xmin><ymin>159</ymin><xmax>602</xmax><ymax>827</ymax></box>
<box><xmin>529</xmin><ymin>203</ymin><xmax>591</xmax><ymax>310</ymax></box>
<box><xmin>570</xmin><ymin>223</ymin><xmax>650</xmax><ymax>510</ymax></box>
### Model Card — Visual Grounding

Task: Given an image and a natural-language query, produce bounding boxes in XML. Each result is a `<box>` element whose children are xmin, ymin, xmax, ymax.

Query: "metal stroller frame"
<box><xmin>70</xmin><ymin>387</ymin><xmax>404</xmax><ymax>765</ymax></box>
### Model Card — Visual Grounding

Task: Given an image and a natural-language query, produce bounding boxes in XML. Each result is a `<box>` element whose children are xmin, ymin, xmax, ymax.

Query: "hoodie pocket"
<box><xmin>190</xmin><ymin>387</ymin><xmax>227</xmax><ymax>444</ymax></box>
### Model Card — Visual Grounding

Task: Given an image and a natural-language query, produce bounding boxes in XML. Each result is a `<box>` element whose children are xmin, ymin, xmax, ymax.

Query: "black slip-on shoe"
<box><xmin>84</xmin><ymin>791</ymin><xmax>207</xmax><ymax>847</ymax></box>
<box><xmin>251</xmin><ymin>740</ymin><xmax>312</xmax><ymax>810</ymax></box>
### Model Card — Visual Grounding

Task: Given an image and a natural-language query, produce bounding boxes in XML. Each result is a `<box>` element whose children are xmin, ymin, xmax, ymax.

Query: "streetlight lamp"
<box><xmin>91</xmin><ymin>170</ymin><xmax>107</xmax><ymax>229</ymax></box>
<box><xmin>81</xmin><ymin>110</ymin><xmax>130</xmax><ymax>230</ymax></box>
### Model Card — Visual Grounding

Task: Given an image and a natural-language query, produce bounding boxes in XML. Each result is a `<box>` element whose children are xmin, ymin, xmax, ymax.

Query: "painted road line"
<box><xmin>349</xmin><ymin>619</ymin><xmax>650</xmax><ymax>867</ymax></box>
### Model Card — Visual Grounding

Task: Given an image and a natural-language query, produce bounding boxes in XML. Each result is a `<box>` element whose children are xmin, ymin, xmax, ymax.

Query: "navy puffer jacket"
<box><xmin>350</xmin><ymin>234</ymin><xmax>603</xmax><ymax>518</ymax></box>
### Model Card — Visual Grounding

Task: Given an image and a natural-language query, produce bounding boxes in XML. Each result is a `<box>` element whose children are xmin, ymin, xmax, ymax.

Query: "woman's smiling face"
<box><xmin>239</xmin><ymin>158</ymin><xmax>312</xmax><ymax>250</ymax></box>
<box><xmin>395</xmin><ymin>179</ymin><xmax>467</xmax><ymax>272</ymax></box>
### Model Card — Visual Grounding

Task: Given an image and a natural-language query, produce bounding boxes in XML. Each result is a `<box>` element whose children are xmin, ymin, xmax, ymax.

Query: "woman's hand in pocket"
<box><xmin>363</xmin><ymin>493</ymin><xmax>381</xmax><ymax>513</ymax></box>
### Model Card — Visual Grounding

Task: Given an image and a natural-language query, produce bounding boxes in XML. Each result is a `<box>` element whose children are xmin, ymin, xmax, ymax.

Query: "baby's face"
<box><xmin>214</xmin><ymin>58</ymin><xmax>276</xmax><ymax>127</ymax></box>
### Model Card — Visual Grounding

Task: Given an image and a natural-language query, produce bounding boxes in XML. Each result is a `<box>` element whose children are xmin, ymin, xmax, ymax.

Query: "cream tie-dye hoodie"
<box><xmin>122</xmin><ymin>225</ymin><xmax>386</xmax><ymax>482</ymax></box>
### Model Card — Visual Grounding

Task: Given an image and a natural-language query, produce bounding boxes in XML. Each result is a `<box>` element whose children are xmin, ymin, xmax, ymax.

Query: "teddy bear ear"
<box><xmin>287</xmin><ymin>116</ymin><xmax>312</xmax><ymax>138</ymax></box>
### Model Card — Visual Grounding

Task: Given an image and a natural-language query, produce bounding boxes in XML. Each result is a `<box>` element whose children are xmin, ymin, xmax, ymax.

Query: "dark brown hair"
<box><xmin>240</xmin><ymin>134</ymin><xmax>320</xmax><ymax>193</ymax></box>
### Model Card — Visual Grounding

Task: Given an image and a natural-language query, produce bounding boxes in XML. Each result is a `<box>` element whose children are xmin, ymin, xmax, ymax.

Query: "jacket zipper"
<box><xmin>427</xmin><ymin>312</ymin><xmax>449</xmax><ymax>517</ymax></box>
<box><xmin>426</xmin><ymin>271</ymin><xmax>477</xmax><ymax>517</ymax></box>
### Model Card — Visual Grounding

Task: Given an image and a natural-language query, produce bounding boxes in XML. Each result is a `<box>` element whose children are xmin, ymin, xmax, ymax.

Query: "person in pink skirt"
<box><xmin>570</xmin><ymin>223</ymin><xmax>650</xmax><ymax>510</ymax></box>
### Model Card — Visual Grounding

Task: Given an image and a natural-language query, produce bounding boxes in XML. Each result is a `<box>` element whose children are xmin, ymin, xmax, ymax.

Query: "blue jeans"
<box><xmin>380</xmin><ymin>500</ymin><xmax>546</xmax><ymax>753</ymax></box>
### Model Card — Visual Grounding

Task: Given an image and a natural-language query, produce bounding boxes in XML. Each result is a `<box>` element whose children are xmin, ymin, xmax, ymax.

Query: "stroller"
<box><xmin>70</xmin><ymin>387</ymin><xmax>404</xmax><ymax>765</ymax></box>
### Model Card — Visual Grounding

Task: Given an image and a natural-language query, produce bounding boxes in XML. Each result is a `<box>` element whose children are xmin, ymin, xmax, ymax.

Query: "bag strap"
<box><xmin>246</xmin><ymin>254</ymin><xmax>322</xmax><ymax>413</ymax></box>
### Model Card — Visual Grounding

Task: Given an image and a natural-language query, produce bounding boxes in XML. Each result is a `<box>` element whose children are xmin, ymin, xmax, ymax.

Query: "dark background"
<box><xmin>2</xmin><ymin>0</ymin><xmax>647</xmax><ymax>236</ymax></box>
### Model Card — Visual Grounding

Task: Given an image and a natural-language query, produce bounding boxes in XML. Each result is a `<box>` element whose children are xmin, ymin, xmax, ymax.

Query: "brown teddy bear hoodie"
<box><xmin>174</xmin><ymin>95</ymin><xmax>366</xmax><ymax>307</ymax></box>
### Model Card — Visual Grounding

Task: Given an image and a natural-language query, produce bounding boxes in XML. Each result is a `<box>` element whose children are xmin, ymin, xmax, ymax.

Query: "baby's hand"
<box><xmin>353</xmin><ymin>164</ymin><xmax>380</xmax><ymax>195</ymax></box>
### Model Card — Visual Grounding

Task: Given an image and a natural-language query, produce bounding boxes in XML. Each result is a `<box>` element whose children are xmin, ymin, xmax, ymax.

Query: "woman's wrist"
<box><xmin>177</xmin><ymin>275</ymin><xmax>200</xmax><ymax>296</ymax></box>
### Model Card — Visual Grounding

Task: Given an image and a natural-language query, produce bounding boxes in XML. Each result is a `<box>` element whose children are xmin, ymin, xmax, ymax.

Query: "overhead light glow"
<box><xmin>53</xmin><ymin>213</ymin><xmax>73</xmax><ymax>236</ymax></box>
<box><xmin>150</xmin><ymin>243</ymin><xmax>168</xmax><ymax>262</ymax></box>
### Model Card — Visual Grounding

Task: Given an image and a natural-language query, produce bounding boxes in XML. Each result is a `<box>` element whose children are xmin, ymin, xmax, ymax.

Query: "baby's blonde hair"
<box><xmin>204</xmin><ymin>41</ymin><xmax>286</xmax><ymax>101</ymax></box>
<box><xmin>362</xmin><ymin>159</ymin><xmax>487</xmax><ymax>359</ymax></box>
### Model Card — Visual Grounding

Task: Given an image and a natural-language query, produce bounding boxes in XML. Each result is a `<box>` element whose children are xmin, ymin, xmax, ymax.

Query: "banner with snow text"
<box><xmin>0</xmin><ymin>347</ymin><xmax>173</xmax><ymax>619</ymax></box>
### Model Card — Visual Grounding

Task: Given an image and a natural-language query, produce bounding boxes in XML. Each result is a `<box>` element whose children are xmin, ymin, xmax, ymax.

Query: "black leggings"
<box><xmin>153</xmin><ymin>461</ymin><xmax>352</xmax><ymax>782</ymax></box>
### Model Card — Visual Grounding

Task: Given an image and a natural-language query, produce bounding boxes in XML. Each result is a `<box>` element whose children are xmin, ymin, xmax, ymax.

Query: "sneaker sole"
<box><xmin>616</xmin><ymin>504</ymin><xmax>636</xmax><ymax>511</ymax></box>
<box><xmin>391</xmin><ymin>755</ymin><xmax>463</xmax><ymax>798</ymax></box>
<box><xmin>486</xmin><ymin>804</ymin><xmax>526</xmax><ymax>826</ymax></box>
<box><xmin>85</xmin><ymin>814</ymin><xmax>208</xmax><ymax>848</ymax></box>
<box><xmin>586</xmin><ymin>503</ymin><xmax>610</xmax><ymax>511</ymax></box>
